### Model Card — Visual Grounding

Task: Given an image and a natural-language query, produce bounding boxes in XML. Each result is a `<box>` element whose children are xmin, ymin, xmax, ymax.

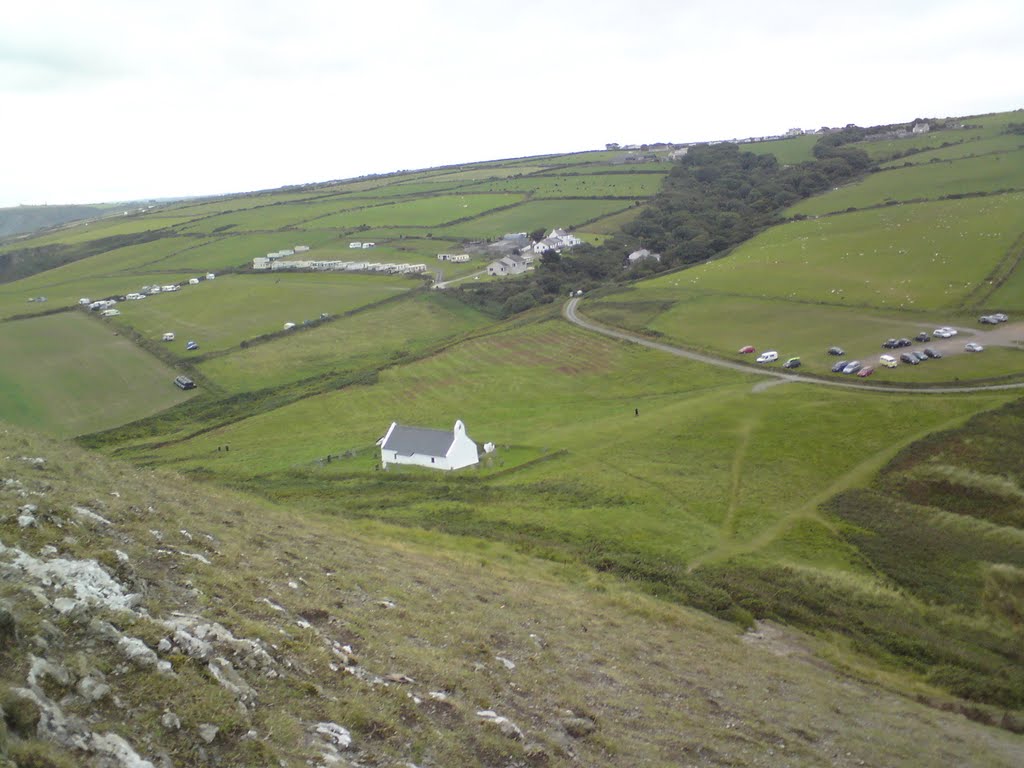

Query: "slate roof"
<box><xmin>382</xmin><ymin>424</ymin><xmax>454</xmax><ymax>457</ymax></box>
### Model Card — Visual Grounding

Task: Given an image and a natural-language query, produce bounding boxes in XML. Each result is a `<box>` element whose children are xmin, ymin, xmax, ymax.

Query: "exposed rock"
<box><xmin>198</xmin><ymin>723</ymin><xmax>219</xmax><ymax>743</ymax></box>
<box><xmin>160</xmin><ymin>711</ymin><xmax>181</xmax><ymax>731</ymax></box>
<box><xmin>118</xmin><ymin>636</ymin><xmax>160</xmax><ymax>668</ymax></box>
<box><xmin>91</xmin><ymin>731</ymin><xmax>156</xmax><ymax>767</ymax></box>
<box><xmin>208</xmin><ymin>657</ymin><xmax>257</xmax><ymax>705</ymax></box>
<box><xmin>477</xmin><ymin>710</ymin><xmax>524</xmax><ymax>741</ymax></box>
<box><xmin>72</xmin><ymin>506</ymin><xmax>110</xmax><ymax>525</ymax></box>
<box><xmin>495</xmin><ymin>655</ymin><xmax>516</xmax><ymax>670</ymax></box>
<box><xmin>28</xmin><ymin>655</ymin><xmax>72</xmax><ymax>688</ymax></box>
<box><xmin>17</xmin><ymin>514</ymin><xmax>36</xmax><ymax>528</ymax></box>
<box><xmin>0</xmin><ymin>603</ymin><xmax>17</xmax><ymax>650</ymax></box>
<box><xmin>315</xmin><ymin>721</ymin><xmax>352</xmax><ymax>748</ymax></box>
<box><xmin>77</xmin><ymin>676</ymin><xmax>111</xmax><ymax>702</ymax></box>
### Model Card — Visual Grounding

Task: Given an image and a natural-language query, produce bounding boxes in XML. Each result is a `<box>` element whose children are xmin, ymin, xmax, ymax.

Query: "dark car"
<box><xmin>900</xmin><ymin>352</ymin><xmax>919</xmax><ymax>365</ymax></box>
<box><xmin>783</xmin><ymin>357</ymin><xmax>801</xmax><ymax>369</ymax></box>
<box><xmin>914</xmin><ymin>332</ymin><xmax>931</xmax><ymax>342</ymax></box>
<box><xmin>912</xmin><ymin>350</ymin><xmax>928</xmax><ymax>362</ymax></box>
<box><xmin>897</xmin><ymin>338</ymin><xmax>912</xmax><ymax>348</ymax></box>
<box><xmin>827</xmin><ymin>346</ymin><xmax>845</xmax><ymax>356</ymax></box>
<box><xmin>923</xmin><ymin>347</ymin><xmax>942</xmax><ymax>359</ymax></box>
<box><xmin>882</xmin><ymin>339</ymin><xmax>898</xmax><ymax>349</ymax></box>
<box><xmin>831</xmin><ymin>360</ymin><xmax>849</xmax><ymax>372</ymax></box>
<box><xmin>173</xmin><ymin>375</ymin><xmax>196</xmax><ymax>390</ymax></box>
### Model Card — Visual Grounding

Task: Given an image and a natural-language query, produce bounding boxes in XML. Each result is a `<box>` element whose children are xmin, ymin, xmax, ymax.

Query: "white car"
<box><xmin>756</xmin><ymin>351</ymin><xmax>778</xmax><ymax>363</ymax></box>
<box><xmin>965</xmin><ymin>342</ymin><xmax>984</xmax><ymax>352</ymax></box>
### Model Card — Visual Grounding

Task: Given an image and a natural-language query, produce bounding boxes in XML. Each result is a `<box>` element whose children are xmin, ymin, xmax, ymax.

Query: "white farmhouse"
<box><xmin>378</xmin><ymin>420</ymin><xmax>479</xmax><ymax>471</ymax></box>
<box><xmin>627</xmin><ymin>248</ymin><xmax>661</xmax><ymax>264</ymax></box>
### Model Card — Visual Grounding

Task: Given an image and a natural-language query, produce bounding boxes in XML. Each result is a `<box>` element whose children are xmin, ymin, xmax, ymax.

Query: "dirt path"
<box><xmin>563</xmin><ymin>297</ymin><xmax>1024</xmax><ymax>394</ymax></box>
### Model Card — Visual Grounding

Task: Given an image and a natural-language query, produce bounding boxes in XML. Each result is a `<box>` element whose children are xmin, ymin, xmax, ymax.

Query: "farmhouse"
<box><xmin>627</xmin><ymin>248</ymin><xmax>661</xmax><ymax>264</ymax></box>
<box><xmin>378</xmin><ymin>419</ymin><xmax>479</xmax><ymax>471</ymax></box>
<box><xmin>487</xmin><ymin>253</ymin><xmax>529</xmax><ymax>277</ymax></box>
<box><xmin>533</xmin><ymin>228</ymin><xmax>583</xmax><ymax>255</ymax></box>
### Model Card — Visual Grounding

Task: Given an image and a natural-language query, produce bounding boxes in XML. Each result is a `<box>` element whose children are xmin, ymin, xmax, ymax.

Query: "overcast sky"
<box><xmin>3</xmin><ymin>0</ymin><xmax>1022</xmax><ymax>207</ymax></box>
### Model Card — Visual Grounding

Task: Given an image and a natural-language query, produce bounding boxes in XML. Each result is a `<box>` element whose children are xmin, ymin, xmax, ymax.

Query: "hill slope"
<box><xmin>0</xmin><ymin>425</ymin><xmax>1021</xmax><ymax>767</ymax></box>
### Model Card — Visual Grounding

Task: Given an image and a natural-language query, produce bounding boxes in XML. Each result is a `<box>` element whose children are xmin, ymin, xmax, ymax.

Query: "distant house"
<box><xmin>627</xmin><ymin>248</ymin><xmax>661</xmax><ymax>264</ymax></box>
<box><xmin>378</xmin><ymin>419</ymin><xmax>479</xmax><ymax>471</ymax></box>
<box><xmin>912</xmin><ymin>122</ymin><xmax>930</xmax><ymax>134</ymax></box>
<box><xmin>487</xmin><ymin>253</ymin><xmax>530</xmax><ymax>276</ymax></box>
<box><xmin>349</xmin><ymin>242</ymin><xmax>363</xmax><ymax>249</ymax></box>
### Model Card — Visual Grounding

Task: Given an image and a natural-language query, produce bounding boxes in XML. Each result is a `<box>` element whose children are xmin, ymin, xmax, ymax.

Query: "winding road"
<box><xmin>563</xmin><ymin>297</ymin><xmax>1024</xmax><ymax>395</ymax></box>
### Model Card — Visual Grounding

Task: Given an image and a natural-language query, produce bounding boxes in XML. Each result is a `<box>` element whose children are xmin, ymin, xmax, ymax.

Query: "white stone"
<box><xmin>315</xmin><ymin>722</ymin><xmax>352</xmax><ymax>749</ymax></box>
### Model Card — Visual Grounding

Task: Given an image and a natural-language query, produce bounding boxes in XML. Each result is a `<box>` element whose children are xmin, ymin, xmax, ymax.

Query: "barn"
<box><xmin>378</xmin><ymin>420</ymin><xmax>479</xmax><ymax>471</ymax></box>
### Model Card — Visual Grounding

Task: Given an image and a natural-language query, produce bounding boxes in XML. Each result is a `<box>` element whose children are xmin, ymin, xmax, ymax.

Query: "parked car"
<box><xmin>831</xmin><ymin>360</ymin><xmax>849</xmax><ymax>373</ymax></box>
<box><xmin>882</xmin><ymin>338</ymin><xmax>899</xmax><ymax>349</ymax></box>
<box><xmin>185</xmin><ymin>340</ymin><xmax>199</xmax><ymax>351</ymax></box>
<box><xmin>879</xmin><ymin>354</ymin><xmax>898</xmax><ymax>368</ymax></box>
<box><xmin>783</xmin><ymin>357</ymin><xmax>801</xmax><ymax>369</ymax></box>
<box><xmin>900</xmin><ymin>352</ymin><xmax>919</xmax><ymax>365</ymax></box>
<box><xmin>914</xmin><ymin>332</ymin><xmax>931</xmax><ymax>342</ymax></box>
<box><xmin>923</xmin><ymin>347</ymin><xmax>942</xmax><ymax>359</ymax></box>
<box><xmin>161</xmin><ymin>332</ymin><xmax>175</xmax><ymax>342</ymax></box>
<box><xmin>173</xmin><ymin>375</ymin><xmax>196</xmax><ymax>390</ymax></box>
<box><xmin>965</xmin><ymin>342</ymin><xmax>984</xmax><ymax>352</ymax></box>
<box><xmin>857</xmin><ymin>366</ymin><xmax>875</xmax><ymax>377</ymax></box>
<box><xmin>738</xmin><ymin>345</ymin><xmax>756</xmax><ymax>354</ymax></box>
<box><xmin>934</xmin><ymin>327</ymin><xmax>958</xmax><ymax>338</ymax></box>
<box><xmin>756</xmin><ymin>351</ymin><xmax>778</xmax><ymax>363</ymax></box>
<box><xmin>994</xmin><ymin>313</ymin><xmax>1008</xmax><ymax>322</ymax></box>
<box><xmin>842</xmin><ymin>361</ymin><xmax>862</xmax><ymax>375</ymax></box>
<box><xmin>979</xmin><ymin>315</ymin><xmax>998</xmax><ymax>324</ymax></box>
<box><xmin>896</xmin><ymin>338</ymin><xmax>912</xmax><ymax>348</ymax></box>
<box><xmin>827</xmin><ymin>346</ymin><xmax>844</xmax><ymax>356</ymax></box>
<box><xmin>912</xmin><ymin>350</ymin><xmax>928</xmax><ymax>362</ymax></box>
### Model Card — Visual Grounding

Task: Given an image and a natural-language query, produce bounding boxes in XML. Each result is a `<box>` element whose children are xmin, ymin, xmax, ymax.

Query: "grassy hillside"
<box><xmin>1</xmin><ymin>426</ymin><xmax>1022</xmax><ymax>767</ymax></box>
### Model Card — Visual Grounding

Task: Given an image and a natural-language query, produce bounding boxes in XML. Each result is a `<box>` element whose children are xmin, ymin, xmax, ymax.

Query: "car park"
<box><xmin>914</xmin><ymin>332</ymin><xmax>930</xmax><ymax>342</ymax></box>
<box><xmin>783</xmin><ymin>357</ymin><xmax>801</xmax><ymax>369</ymax></box>
<box><xmin>900</xmin><ymin>352</ymin><xmax>919</xmax><ymax>365</ymax></box>
<box><xmin>827</xmin><ymin>346</ymin><xmax>844</xmax><ymax>356</ymax></box>
<box><xmin>842</xmin><ymin>361</ymin><xmax>862</xmax><ymax>374</ymax></box>
<box><xmin>738</xmin><ymin>345</ymin><xmax>755</xmax><ymax>354</ymax></box>
<box><xmin>831</xmin><ymin>360</ymin><xmax>848</xmax><ymax>372</ymax></box>
<box><xmin>879</xmin><ymin>354</ymin><xmax>897</xmax><ymax>368</ymax></box>
<box><xmin>965</xmin><ymin>342</ymin><xmax>984</xmax><ymax>352</ymax></box>
<box><xmin>756</xmin><ymin>351</ymin><xmax>778</xmax><ymax>363</ymax></box>
<box><xmin>923</xmin><ymin>348</ymin><xmax>942</xmax><ymax>359</ymax></box>
<box><xmin>857</xmin><ymin>366</ymin><xmax>874</xmax><ymax>377</ymax></box>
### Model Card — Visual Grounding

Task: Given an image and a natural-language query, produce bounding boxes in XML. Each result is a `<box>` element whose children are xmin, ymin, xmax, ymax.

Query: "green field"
<box><xmin>651</xmin><ymin>195</ymin><xmax>1024</xmax><ymax>311</ymax></box>
<box><xmin>460</xmin><ymin>172</ymin><xmax>667</xmax><ymax>198</ymax></box>
<box><xmin>788</xmin><ymin>150</ymin><xmax>1024</xmax><ymax>216</ymax></box>
<box><xmin>439</xmin><ymin>199</ymin><xmax>633</xmax><ymax>239</ymax></box>
<box><xmin>740</xmin><ymin>134</ymin><xmax>820</xmax><ymax>164</ymax></box>
<box><xmin>107</xmin><ymin>272</ymin><xmax>411</xmax><ymax>354</ymax></box>
<box><xmin>0</xmin><ymin>312</ymin><xmax>194</xmax><ymax>437</ymax></box>
<box><xmin>197</xmin><ymin>292</ymin><xmax>491</xmax><ymax>392</ymax></box>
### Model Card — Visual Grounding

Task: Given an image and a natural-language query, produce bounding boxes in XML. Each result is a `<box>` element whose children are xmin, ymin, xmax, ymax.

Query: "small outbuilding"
<box><xmin>378</xmin><ymin>419</ymin><xmax>479</xmax><ymax>471</ymax></box>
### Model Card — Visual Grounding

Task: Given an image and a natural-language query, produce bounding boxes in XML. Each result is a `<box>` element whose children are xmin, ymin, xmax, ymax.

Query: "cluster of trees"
<box><xmin>455</xmin><ymin>136</ymin><xmax>873</xmax><ymax>317</ymax></box>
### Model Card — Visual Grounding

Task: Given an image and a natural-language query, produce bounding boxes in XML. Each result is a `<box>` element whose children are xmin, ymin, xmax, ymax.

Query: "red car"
<box><xmin>857</xmin><ymin>366</ymin><xmax>875</xmax><ymax>377</ymax></box>
<box><xmin>738</xmin><ymin>345</ymin><xmax>755</xmax><ymax>354</ymax></box>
